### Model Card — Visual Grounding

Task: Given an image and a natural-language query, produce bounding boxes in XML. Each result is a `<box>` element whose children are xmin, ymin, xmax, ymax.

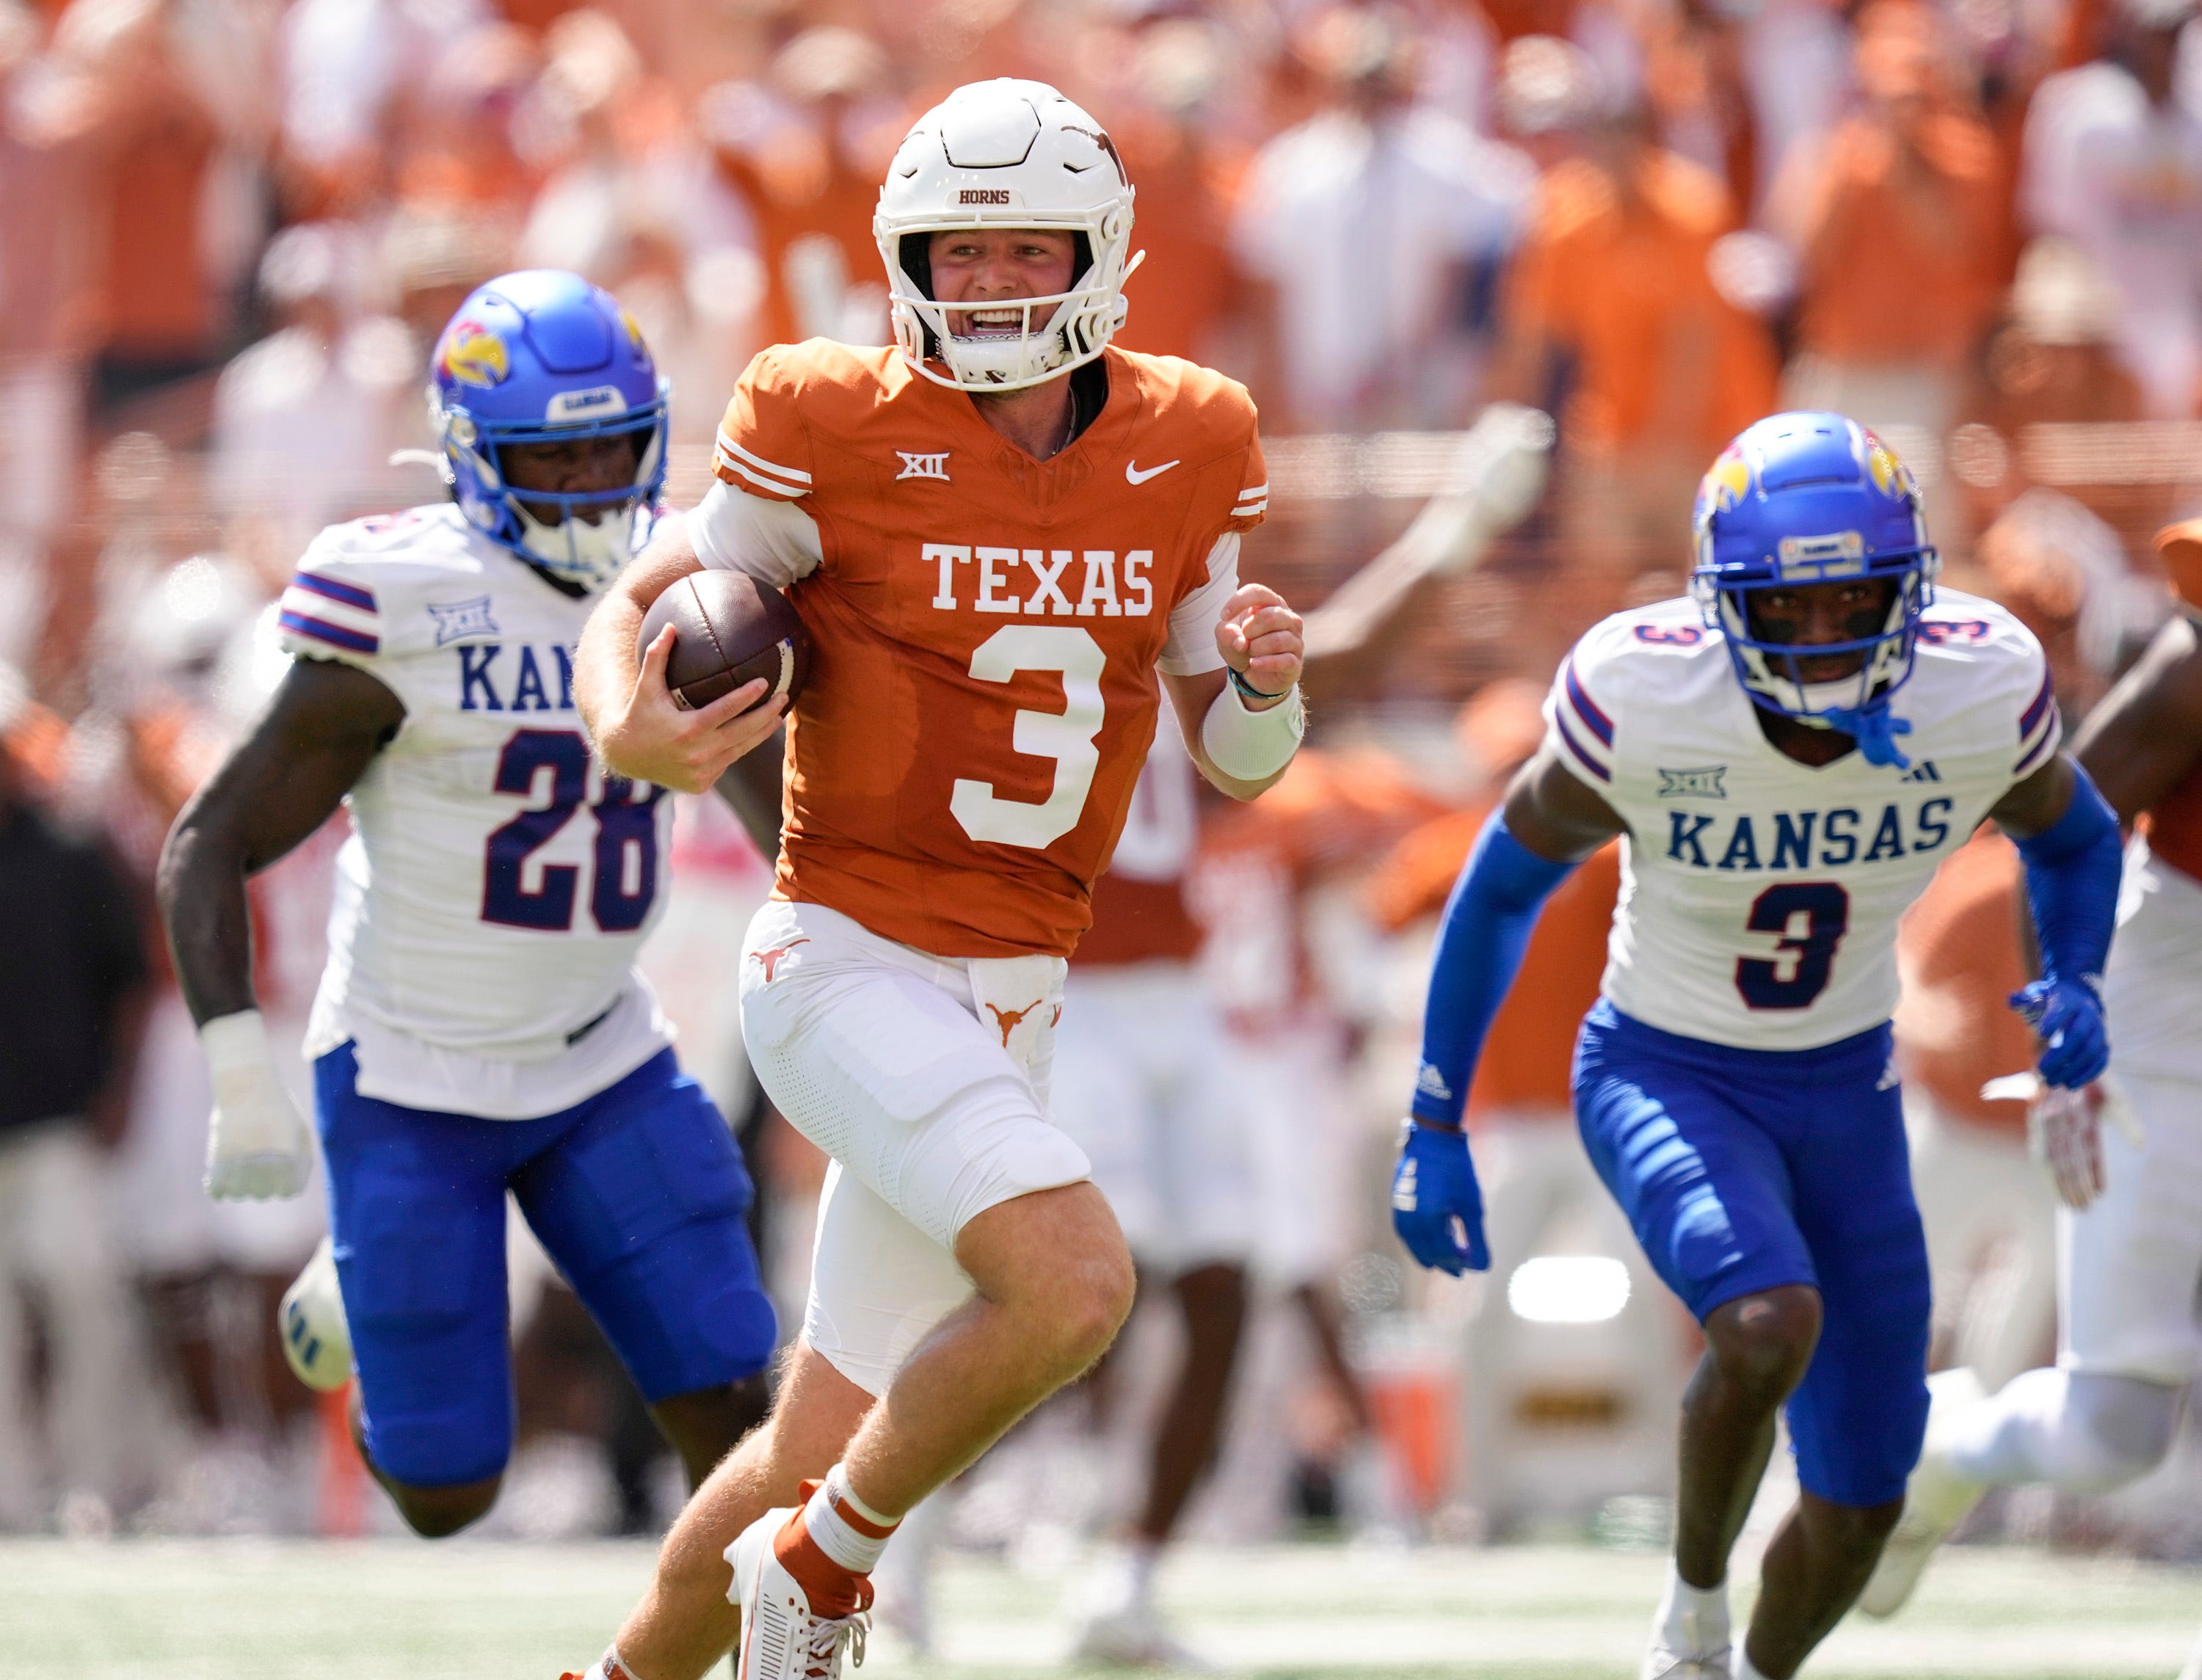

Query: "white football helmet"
<box><xmin>874</xmin><ymin>79</ymin><xmax>1141</xmax><ymax>392</ymax></box>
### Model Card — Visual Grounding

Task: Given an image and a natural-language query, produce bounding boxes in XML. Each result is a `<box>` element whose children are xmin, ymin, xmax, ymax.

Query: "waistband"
<box><xmin>1581</xmin><ymin>997</ymin><xmax>1894</xmax><ymax>1078</ymax></box>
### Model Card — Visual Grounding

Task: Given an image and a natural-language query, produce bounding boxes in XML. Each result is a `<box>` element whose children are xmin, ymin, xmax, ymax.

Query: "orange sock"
<box><xmin>773</xmin><ymin>1483</ymin><xmax>874</xmax><ymax>1618</ymax></box>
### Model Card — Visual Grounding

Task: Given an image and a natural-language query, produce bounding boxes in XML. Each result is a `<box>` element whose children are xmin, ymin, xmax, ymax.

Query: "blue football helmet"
<box><xmin>1690</xmin><ymin>411</ymin><xmax>1938</xmax><ymax>766</ymax></box>
<box><xmin>429</xmin><ymin>270</ymin><xmax>669</xmax><ymax>592</ymax></box>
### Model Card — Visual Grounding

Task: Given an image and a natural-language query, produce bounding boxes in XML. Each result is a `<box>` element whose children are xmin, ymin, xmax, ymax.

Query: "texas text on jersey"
<box><xmin>277</xmin><ymin>501</ymin><xmax>676</xmax><ymax>1116</ymax></box>
<box><xmin>689</xmin><ymin>338</ymin><xmax>1268</xmax><ymax>959</ymax></box>
<box><xmin>1544</xmin><ymin>588</ymin><xmax>2056</xmax><ymax>1051</ymax></box>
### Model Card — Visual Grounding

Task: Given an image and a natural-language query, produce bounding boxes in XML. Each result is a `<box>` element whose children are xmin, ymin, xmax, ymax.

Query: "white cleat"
<box><xmin>728</xmin><ymin>1506</ymin><xmax>870</xmax><ymax>1680</ymax></box>
<box><xmin>1858</xmin><ymin>1367</ymin><xmax>1989</xmax><ymax>1619</ymax></box>
<box><xmin>1639</xmin><ymin>1639</ymin><xmax>1732</xmax><ymax>1680</ymax></box>
<box><xmin>1069</xmin><ymin>1601</ymin><xmax>1211</xmax><ymax>1670</ymax></box>
<box><xmin>280</xmin><ymin>1235</ymin><xmax>353</xmax><ymax>1392</ymax></box>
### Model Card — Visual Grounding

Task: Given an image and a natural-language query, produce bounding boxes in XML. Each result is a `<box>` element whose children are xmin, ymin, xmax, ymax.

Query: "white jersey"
<box><xmin>277</xmin><ymin>503</ymin><xmax>675</xmax><ymax>1119</ymax></box>
<box><xmin>1546</xmin><ymin>590</ymin><xmax>2057</xmax><ymax>1052</ymax></box>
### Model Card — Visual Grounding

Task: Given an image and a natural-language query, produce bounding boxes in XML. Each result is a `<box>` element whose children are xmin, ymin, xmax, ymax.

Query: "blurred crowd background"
<box><xmin>3</xmin><ymin>0</ymin><xmax>2201</xmax><ymax>1573</ymax></box>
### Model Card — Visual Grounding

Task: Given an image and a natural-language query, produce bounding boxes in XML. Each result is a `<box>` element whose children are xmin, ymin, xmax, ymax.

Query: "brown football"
<box><xmin>638</xmin><ymin>570</ymin><xmax>809</xmax><ymax>713</ymax></box>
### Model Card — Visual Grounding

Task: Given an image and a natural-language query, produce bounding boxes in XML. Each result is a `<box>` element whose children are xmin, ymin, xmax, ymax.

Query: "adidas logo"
<box><xmin>1415</xmin><ymin>1062</ymin><xmax>1453</xmax><ymax>1102</ymax></box>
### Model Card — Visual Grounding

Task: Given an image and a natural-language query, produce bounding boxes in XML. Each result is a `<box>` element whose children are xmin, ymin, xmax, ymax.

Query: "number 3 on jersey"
<box><xmin>1736</xmin><ymin>881</ymin><xmax>1850</xmax><ymax>1010</ymax></box>
<box><xmin>482</xmin><ymin>730</ymin><xmax>663</xmax><ymax>931</ymax></box>
<box><xmin>951</xmin><ymin>625</ymin><xmax>1108</xmax><ymax>850</ymax></box>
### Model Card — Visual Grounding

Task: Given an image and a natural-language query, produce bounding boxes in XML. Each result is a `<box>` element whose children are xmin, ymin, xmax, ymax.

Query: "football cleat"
<box><xmin>1639</xmin><ymin>1638</ymin><xmax>1732</xmax><ymax>1680</ymax></box>
<box><xmin>728</xmin><ymin>1505</ymin><xmax>871</xmax><ymax>1680</ymax></box>
<box><xmin>1858</xmin><ymin>1367</ymin><xmax>1990</xmax><ymax>1618</ymax></box>
<box><xmin>279</xmin><ymin>1235</ymin><xmax>353</xmax><ymax>1392</ymax></box>
<box><xmin>1069</xmin><ymin>1601</ymin><xmax>1212</xmax><ymax>1670</ymax></box>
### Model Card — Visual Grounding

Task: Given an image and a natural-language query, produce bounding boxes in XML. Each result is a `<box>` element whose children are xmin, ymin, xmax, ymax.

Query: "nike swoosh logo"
<box><xmin>1125</xmin><ymin>459</ymin><xmax>1181</xmax><ymax>485</ymax></box>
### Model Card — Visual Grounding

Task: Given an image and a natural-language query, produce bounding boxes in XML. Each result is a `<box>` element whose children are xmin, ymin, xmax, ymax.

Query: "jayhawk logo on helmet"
<box><xmin>1698</xmin><ymin>446</ymin><xmax>1754</xmax><ymax>520</ymax></box>
<box><xmin>440</xmin><ymin>320</ymin><xmax>511</xmax><ymax>389</ymax></box>
<box><xmin>1861</xmin><ymin>430</ymin><xmax>1919</xmax><ymax>504</ymax></box>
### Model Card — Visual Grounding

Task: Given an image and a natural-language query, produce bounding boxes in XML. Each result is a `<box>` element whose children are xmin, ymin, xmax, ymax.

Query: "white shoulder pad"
<box><xmin>1542</xmin><ymin>597</ymin><xmax>1711</xmax><ymax>788</ymax></box>
<box><xmin>277</xmin><ymin>506</ymin><xmax>490</xmax><ymax>669</ymax></box>
<box><xmin>1916</xmin><ymin>588</ymin><xmax>2060</xmax><ymax>777</ymax></box>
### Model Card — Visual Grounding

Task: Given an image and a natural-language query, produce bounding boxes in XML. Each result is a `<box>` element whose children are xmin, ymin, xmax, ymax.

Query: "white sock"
<box><xmin>802</xmin><ymin>1464</ymin><xmax>899</xmax><ymax>1576</ymax></box>
<box><xmin>1124</xmin><ymin>1538</ymin><xmax>1160</xmax><ymax>1613</ymax></box>
<box><xmin>1734</xmin><ymin>1645</ymin><xmax>1772</xmax><ymax>1680</ymax></box>
<box><xmin>1655</xmin><ymin>1563</ymin><xmax>1729</xmax><ymax>1657</ymax></box>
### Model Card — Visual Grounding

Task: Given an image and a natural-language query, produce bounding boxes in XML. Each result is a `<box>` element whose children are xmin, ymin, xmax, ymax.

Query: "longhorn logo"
<box><xmin>754</xmin><ymin>939</ymin><xmax>810</xmax><ymax>982</ymax></box>
<box><xmin>985</xmin><ymin>999</ymin><xmax>1045</xmax><ymax>1049</ymax></box>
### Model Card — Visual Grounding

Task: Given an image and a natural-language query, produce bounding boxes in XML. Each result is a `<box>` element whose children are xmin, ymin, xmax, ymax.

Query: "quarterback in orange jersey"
<box><xmin>567</xmin><ymin>79</ymin><xmax>1304</xmax><ymax>1680</ymax></box>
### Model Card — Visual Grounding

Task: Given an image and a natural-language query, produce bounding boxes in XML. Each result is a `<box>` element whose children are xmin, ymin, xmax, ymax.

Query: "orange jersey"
<box><xmin>699</xmin><ymin>340</ymin><xmax>1268</xmax><ymax>959</ymax></box>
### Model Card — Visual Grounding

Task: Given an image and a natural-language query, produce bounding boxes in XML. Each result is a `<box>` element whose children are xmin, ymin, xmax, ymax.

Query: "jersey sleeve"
<box><xmin>278</xmin><ymin>532</ymin><xmax>399</xmax><ymax>671</ymax></box>
<box><xmin>1224</xmin><ymin>431</ymin><xmax>1268</xmax><ymax>534</ymax></box>
<box><xmin>1541</xmin><ymin>628</ymin><xmax>1621</xmax><ymax>790</ymax></box>
<box><xmin>2012</xmin><ymin>633</ymin><xmax>2062</xmax><ymax>780</ymax></box>
<box><xmin>712</xmin><ymin>349</ymin><xmax>815</xmax><ymax>503</ymax></box>
<box><xmin>1160</xmin><ymin>531</ymin><xmax>1237</xmax><ymax>677</ymax></box>
<box><xmin>687</xmin><ymin>483</ymin><xmax>824</xmax><ymax>589</ymax></box>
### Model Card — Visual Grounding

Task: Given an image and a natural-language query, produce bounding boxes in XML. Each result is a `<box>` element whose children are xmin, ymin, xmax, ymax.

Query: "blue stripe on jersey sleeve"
<box><xmin>290</xmin><ymin>570</ymin><xmax>379</xmax><ymax>613</ymax></box>
<box><xmin>280</xmin><ymin>609</ymin><xmax>379</xmax><ymax>655</ymax></box>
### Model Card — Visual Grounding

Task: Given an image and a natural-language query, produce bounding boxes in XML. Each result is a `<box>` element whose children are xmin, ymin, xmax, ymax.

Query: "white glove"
<box><xmin>1983</xmin><ymin>1071</ymin><xmax>2144</xmax><ymax>1212</ymax></box>
<box><xmin>201</xmin><ymin>1010</ymin><xmax>312</xmax><ymax>1200</ymax></box>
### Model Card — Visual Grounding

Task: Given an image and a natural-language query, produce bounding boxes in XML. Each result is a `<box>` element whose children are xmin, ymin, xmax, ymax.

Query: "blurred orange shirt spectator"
<box><xmin>1110</xmin><ymin>120</ymin><xmax>1243</xmax><ymax>367</ymax></box>
<box><xmin>1502</xmin><ymin>137</ymin><xmax>1775</xmax><ymax>459</ymax></box>
<box><xmin>1787</xmin><ymin>9</ymin><xmax>2005</xmax><ymax>373</ymax></box>
<box><xmin>62</xmin><ymin>8</ymin><xmax>226</xmax><ymax>392</ymax></box>
<box><xmin>1792</xmin><ymin>116</ymin><xmax>2002</xmax><ymax>367</ymax></box>
<box><xmin>704</xmin><ymin>29</ymin><xmax>901</xmax><ymax>351</ymax></box>
<box><xmin>1893</xmin><ymin>828</ymin><xmax>2033</xmax><ymax>1136</ymax></box>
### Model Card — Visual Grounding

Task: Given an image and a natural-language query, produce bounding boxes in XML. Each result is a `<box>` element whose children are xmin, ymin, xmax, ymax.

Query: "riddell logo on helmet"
<box><xmin>959</xmin><ymin>189</ymin><xmax>1011</xmax><ymax>204</ymax></box>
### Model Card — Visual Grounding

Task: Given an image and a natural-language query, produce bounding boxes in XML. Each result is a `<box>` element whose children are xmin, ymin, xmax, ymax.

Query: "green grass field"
<box><xmin>6</xmin><ymin>1538</ymin><xmax>2197</xmax><ymax>1679</ymax></box>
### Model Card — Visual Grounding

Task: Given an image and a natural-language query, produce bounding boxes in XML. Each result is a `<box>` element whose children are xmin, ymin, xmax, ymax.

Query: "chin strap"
<box><xmin>1820</xmin><ymin>703</ymin><xmax>1914</xmax><ymax>770</ymax></box>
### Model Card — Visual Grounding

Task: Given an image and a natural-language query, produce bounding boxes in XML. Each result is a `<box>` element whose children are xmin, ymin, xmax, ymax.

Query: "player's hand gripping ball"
<box><xmin>639</xmin><ymin>570</ymin><xmax>810</xmax><ymax>713</ymax></box>
<box><xmin>1391</xmin><ymin>1120</ymin><xmax>1491</xmax><ymax>1275</ymax></box>
<box><xmin>2009</xmin><ymin>976</ymin><xmax>2109</xmax><ymax>1089</ymax></box>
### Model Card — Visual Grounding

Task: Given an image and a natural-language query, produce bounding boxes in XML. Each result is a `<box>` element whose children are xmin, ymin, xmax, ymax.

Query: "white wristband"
<box><xmin>1202</xmin><ymin>677</ymin><xmax>1305</xmax><ymax>781</ymax></box>
<box><xmin>200</xmin><ymin>1008</ymin><xmax>272</xmax><ymax>1076</ymax></box>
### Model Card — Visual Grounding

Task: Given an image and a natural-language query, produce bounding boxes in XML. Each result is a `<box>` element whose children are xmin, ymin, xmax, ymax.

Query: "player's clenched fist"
<box><xmin>591</xmin><ymin>623</ymin><xmax>786</xmax><ymax>796</ymax></box>
<box><xmin>1216</xmin><ymin>583</ymin><xmax>1304</xmax><ymax>702</ymax></box>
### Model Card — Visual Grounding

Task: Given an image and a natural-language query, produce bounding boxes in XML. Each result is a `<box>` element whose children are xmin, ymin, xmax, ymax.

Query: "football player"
<box><xmin>1390</xmin><ymin>413</ymin><xmax>2121</xmax><ymax>1680</ymax></box>
<box><xmin>159</xmin><ymin>272</ymin><xmax>781</xmax><ymax>1539</ymax></box>
<box><xmin>1860</xmin><ymin>518</ymin><xmax>2202</xmax><ymax>1616</ymax></box>
<box><xmin>567</xmin><ymin>79</ymin><xmax>1304</xmax><ymax>1680</ymax></box>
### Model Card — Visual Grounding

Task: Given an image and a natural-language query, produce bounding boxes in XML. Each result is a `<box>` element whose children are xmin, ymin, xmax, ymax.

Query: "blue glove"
<box><xmin>1390</xmin><ymin>1121</ymin><xmax>1491</xmax><ymax>1276</ymax></box>
<box><xmin>2010</xmin><ymin>977</ymin><xmax>2110</xmax><ymax>1089</ymax></box>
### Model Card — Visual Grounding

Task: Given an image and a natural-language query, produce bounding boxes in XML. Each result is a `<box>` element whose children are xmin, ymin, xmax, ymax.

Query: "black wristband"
<box><xmin>1228</xmin><ymin>665</ymin><xmax>1286</xmax><ymax>702</ymax></box>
